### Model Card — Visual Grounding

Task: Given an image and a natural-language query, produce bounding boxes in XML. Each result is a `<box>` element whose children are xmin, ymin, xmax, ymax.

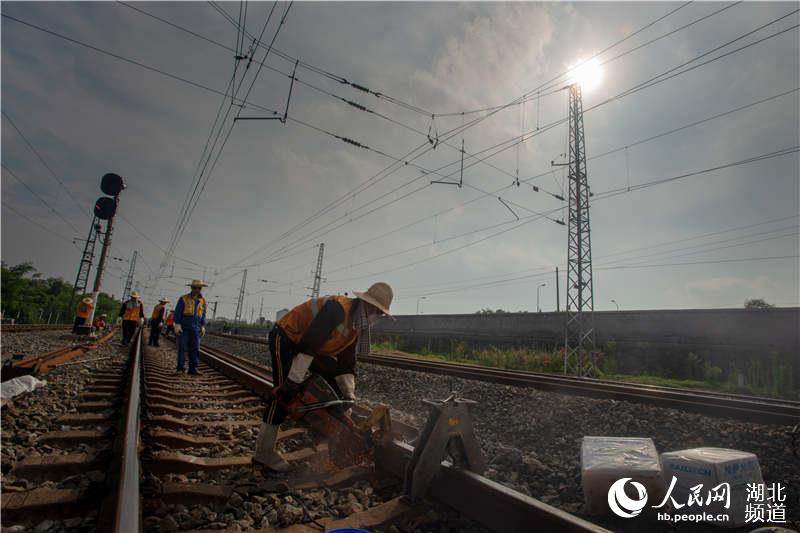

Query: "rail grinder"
<box><xmin>283</xmin><ymin>374</ymin><xmax>392</xmax><ymax>467</ymax></box>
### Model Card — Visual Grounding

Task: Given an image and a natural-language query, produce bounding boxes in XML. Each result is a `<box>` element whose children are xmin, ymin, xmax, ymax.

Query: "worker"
<box><xmin>73</xmin><ymin>297</ymin><xmax>94</xmax><ymax>334</ymax></box>
<box><xmin>173</xmin><ymin>279</ymin><xmax>207</xmax><ymax>374</ymax></box>
<box><xmin>253</xmin><ymin>281</ymin><xmax>393</xmax><ymax>471</ymax></box>
<box><xmin>164</xmin><ymin>310</ymin><xmax>175</xmax><ymax>335</ymax></box>
<box><xmin>149</xmin><ymin>298</ymin><xmax>169</xmax><ymax>347</ymax></box>
<box><xmin>118</xmin><ymin>291</ymin><xmax>145</xmax><ymax>346</ymax></box>
<box><xmin>93</xmin><ymin>313</ymin><xmax>107</xmax><ymax>331</ymax></box>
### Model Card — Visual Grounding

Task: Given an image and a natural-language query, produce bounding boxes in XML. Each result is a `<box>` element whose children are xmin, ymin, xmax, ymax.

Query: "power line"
<box><xmin>323</xmin><ymin>145</ymin><xmax>798</xmax><ymax>285</ymax></box>
<box><xmin>2</xmin><ymin>164</ymin><xmax>81</xmax><ymax>233</ymax></box>
<box><xmin>1</xmin><ymin>201</ymin><xmax>77</xmax><ymax>244</ymax></box>
<box><xmin>259</xmin><ymin>88</ymin><xmax>799</xmax><ymax>278</ymax></box>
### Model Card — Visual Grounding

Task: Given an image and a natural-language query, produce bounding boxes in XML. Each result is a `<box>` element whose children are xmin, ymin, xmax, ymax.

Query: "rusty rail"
<box><xmin>207</xmin><ymin>331</ymin><xmax>799</xmax><ymax>426</ymax></box>
<box><xmin>10</xmin><ymin>328</ymin><xmax>117</xmax><ymax>375</ymax></box>
<box><xmin>197</xmin><ymin>341</ymin><xmax>610</xmax><ymax>533</ymax></box>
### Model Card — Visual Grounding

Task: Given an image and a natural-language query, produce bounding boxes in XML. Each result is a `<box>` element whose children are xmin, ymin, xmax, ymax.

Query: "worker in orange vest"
<box><xmin>164</xmin><ymin>310</ymin><xmax>175</xmax><ymax>335</ymax></box>
<box><xmin>118</xmin><ymin>291</ymin><xmax>145</xmax><ymax>346</ymax></box>
<box><xmin>73</xmin><ymin>297</ymin><xmax>94</xmax><ymax>334</ymax></box>
<box><xmin>253</xmin><ymin>282</ymin><xmax>393</xmax><ymax>471</ymax></box>
<box><xmin>148</xmin><ymin>298</ymin><xmax>169</xmax><ymax>347</ymax></box>
<box><xmin>92</xmin><ymin>313</ymin><xmax>107</xmax><ymax>331</ymax></box>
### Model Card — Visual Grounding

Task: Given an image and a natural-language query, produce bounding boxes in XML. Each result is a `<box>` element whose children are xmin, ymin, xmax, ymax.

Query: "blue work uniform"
<box><xmin>174</xmin><ymin>293</ymin><xmax>207</xmax><ymax>373</ymax></box>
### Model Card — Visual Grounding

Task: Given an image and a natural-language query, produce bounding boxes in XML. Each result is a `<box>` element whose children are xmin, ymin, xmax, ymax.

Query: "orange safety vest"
<box><xmin>122</xmin><ymin>300</ymin><xmax>142</xmax><ymax>321</ymax></box>
<box><xmin>76</xmin><ymin>302</ymin><xmax>93</xmax><ymax>319</ymax></box>
<box><xmin>278</xmin><ymin>295</ymin><xmax>359</xmax><ymax>357</ymax></box>
<box><xmin>151</xmin><ymin>304</ymin><xmax>165</xmax><ymax>320</ymax></box>
<box><xmin>166</xmin><ymin>312</ymin><xmax>175</xmax><ymax>326</ymax></box>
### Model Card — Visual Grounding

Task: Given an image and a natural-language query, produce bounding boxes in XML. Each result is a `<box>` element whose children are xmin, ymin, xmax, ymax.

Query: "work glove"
<box><xmin>335</xmin><ymin>373</ymin><xmax>356</xmax><ymax>401</ymax></box>
<box><xmin>201</xmin><ymin>326</ymin><xmax>206</xmax><ymax>337</ymax></box>
<box><xmin>115</xmin><ymin>317</ymin><xmax>122</xmax><ymax>325</ymax></box>
<box><xmin>138</xmin><ymin>317</ymin><xmax>145</xmax><ymax>326</ymax></box>
<box><xmin>174</xmin><ymin>324</ymin><xmax>183</xmax><ymax>336</ymax></box>
<box><xmin>287</xmin><ymin>352</ymin><xmax>313</xmax><ymax>384</ymax></box>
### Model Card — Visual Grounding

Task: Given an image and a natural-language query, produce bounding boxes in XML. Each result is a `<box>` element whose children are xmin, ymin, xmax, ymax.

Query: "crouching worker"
<box><xmin>93</xmin><ymin>313</ymin><xmax>107</xmax><ymax>331</ymax></box>
<box><xmin>253</xmin><ymin>282</ymin><xmax>393</xmax><ymax>472</ymax></box>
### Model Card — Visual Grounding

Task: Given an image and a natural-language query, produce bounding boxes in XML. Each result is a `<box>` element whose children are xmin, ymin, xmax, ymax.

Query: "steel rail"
<box><xmin>195</xmin><ymin>340</ymin><xmax>611</xmax><ymax>533</ymax></box>
<box><xmin>113</xmin><ymin>326</ymin><xmax>143</xmax><ymax>532</ymax></box>
<box><xmin>206</xmin><ymin>331</ymin><xmax>799</xmax><ymax>426</ymax></box>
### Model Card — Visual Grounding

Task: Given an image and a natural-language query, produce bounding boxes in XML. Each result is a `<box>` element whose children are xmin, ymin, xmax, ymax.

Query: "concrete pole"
<box><xmin>86</xmin><ymin>200</ymin><xmax>118</xmax><ymax>329</ymax></box>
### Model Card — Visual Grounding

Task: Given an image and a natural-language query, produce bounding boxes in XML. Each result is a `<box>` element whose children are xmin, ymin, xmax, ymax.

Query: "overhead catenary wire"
<box><xmin>322</xmin><ymin>145</ymin><xmax>798</xmax><ymax>285</ymax></box>
<box><xmin>6</xmin><ymin>5</ymin><xmax>792</xmax><ymax>296</ymax></box>
<box><xmin>253</xmin><ymin>87</ymin><xmax>799</xmax><ymax>277</ymax></box>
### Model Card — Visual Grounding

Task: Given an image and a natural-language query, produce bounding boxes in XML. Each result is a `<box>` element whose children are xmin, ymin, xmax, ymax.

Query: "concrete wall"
<box><xmin>372</xmin><ymin>308</ymin><xmax>800</xmax><ymax>383</ymax></box>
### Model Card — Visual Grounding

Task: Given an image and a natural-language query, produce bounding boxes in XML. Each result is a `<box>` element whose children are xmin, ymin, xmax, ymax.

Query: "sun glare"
<box><xmin>567</xmin><ymin>58</ymin><xmax>604</xmax><ymax>93</ymax></box>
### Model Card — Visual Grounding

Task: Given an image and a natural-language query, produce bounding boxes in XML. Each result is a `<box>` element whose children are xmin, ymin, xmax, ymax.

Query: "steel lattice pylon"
<box><xmin>310</xmin><ymin>243</ymin><xmax>325</xmax><ymax>299</ymax></box>
<box><xmin>564</xmin><ymin>83</ymin><xmax>597</xmax><ymax>377</ymax></box>
<box><xmin>234</xmin><ymin>269</ymin><xmax>247</xmax><ymax>324</ymax></box>
<box><xmin>72</xmin><ymin>217</ymin><xmax>102</xmax><ymax>305</ymax></box>
<box><xmin>122</xmin><ymin>250</ymin><xmax>137</xmax><ymax>301</ymax></box>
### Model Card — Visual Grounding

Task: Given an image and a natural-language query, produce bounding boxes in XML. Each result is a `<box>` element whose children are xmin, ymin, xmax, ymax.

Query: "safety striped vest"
<box><xmin>122</xmin><ymin>300</ymin><xmax>142</xmax><ymax>321</ymax></box>
<box><xmin>180</xmin><ymin>294</ymin><xmax>206</xmax><ymax>318</ymax></box>
<box><xmin>151</xmin><ymin>304</ymin><xmax>165</xmax><ymax>320</ymax></box>
<box><xmin>278</xmin><ymin>295</ymin><xmax>358</xmax><ymax>357</ymax></box>
<box><xmin>76</xmin><ymin>302</ymin><xmax>93</xmax><ymax>319</ymax></box>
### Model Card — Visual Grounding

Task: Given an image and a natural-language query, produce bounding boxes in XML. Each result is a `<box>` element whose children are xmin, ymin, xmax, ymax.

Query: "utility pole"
<box><xmin>234</xmin><ymin>269</ymin><xmax>247</xmax><ymax>324</ymax></box>
<box><xmin>562</xmin><ymin>84</ymin><xmax>596</xmax><ymax>377</ymax></box>
<box><xmin>250</xmin><ymin>307</ymin><xmax>255</xmax><ymax>324</ymax></box>
<box><xmin>259</xmin><ymin>296</ymin><xmax>264</xmax><ymax>322</ymax></box>
<box><xmin>556</xmin><ymin>266</ymin><xmax>560</xmax><ymax>313</ymax></box>
<box><xmin>122</xmin><ymin>250</ymin><xmax>137</xmax><ymax>301</ymax></box>
<box><xmin>211</xmin><ymin>300</ymin><xmax>218</xmax><ymax>320</ymax></box>
<box><xmin>71</xmin><ymin>217</ymin><xmax>102</xmax><ymax>311</ymax></box>
<box><xmin>310</xmin><ymin>243</ymin><xmax>325</xmax><ymax>299</ymax></box>
<box><xmin>86</xmin><ymin>173</ymin><xmax>126</xmax><ymax>332</ymax></box>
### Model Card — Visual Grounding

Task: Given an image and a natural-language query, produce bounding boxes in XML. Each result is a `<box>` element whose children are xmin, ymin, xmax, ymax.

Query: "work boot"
<box><xmin>253</xmin><ymin>422</ymin><xmax>290</xmax><ymax>472</ymax></box>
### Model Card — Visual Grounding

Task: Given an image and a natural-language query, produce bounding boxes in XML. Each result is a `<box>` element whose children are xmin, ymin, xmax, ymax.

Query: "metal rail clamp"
<box><xmin>404</xmin><ymin>394</ymin><xmax>486</xmax><ymax>500</ymax></box>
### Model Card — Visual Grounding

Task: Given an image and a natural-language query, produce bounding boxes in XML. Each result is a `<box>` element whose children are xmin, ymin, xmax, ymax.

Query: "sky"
<box><xmin>2</xmin><ymin>1</ymin><xmax>798</xmax><ymax>319</ymax></box>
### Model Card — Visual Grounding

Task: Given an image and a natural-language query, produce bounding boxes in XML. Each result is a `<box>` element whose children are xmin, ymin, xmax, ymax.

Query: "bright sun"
<box><xmin>567</xmin><ymin>58</ymin><xmax>604</xmax><ymax>93</ymax></box>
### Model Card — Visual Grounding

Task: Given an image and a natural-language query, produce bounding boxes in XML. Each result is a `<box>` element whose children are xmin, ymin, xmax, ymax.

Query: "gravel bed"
<box><xmin>358</xmin><ymin>362</ymin><xmax>800</xmax><ymax>530</ymax></box>
<box><xmin>1</xmin><ymin>330</ymin><xmax>79</xmax><ymax>362</ymax></box>
<box><xmin>1</xmin><ymin>331</ymin><xmax>130</xmax><ymax>532</ymax></box>
<box><xmin>142</xmin><ymin>344</ymin><xmax>490</xmax><ymax>532</ymax></box>
<box><xmin>200</xmin><ymin>335</ymin><xmax>800</xmax><ymax>530</ymax></box>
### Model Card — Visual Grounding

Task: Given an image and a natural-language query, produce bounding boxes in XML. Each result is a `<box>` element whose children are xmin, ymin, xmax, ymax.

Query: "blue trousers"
<box><xmin>177</xmin><ymin>328</ymin><xmax>201</xmax><ymax>372</ymax></box>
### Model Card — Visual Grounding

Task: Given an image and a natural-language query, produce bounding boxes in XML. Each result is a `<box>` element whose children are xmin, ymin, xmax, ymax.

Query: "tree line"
<box><xmin>1</xmin><ymin>262</ymin><xmax>121</xmax><ymax>323</ymax></box>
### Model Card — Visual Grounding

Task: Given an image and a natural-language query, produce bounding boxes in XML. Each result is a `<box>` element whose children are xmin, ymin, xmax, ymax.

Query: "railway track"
<box><xmin>207</xmin><ymin>331</ymin><xmax>800</xmax><ymax>426</ymax></box>
<box><xmin>4</xmin><ymin>327</ymin><xmax>610</xmax><ymax>531</ymax></box>
<box><xmin>1</xmin><ymin>324</ymin><xmax>71</xmax><ymax>333</ymax></box>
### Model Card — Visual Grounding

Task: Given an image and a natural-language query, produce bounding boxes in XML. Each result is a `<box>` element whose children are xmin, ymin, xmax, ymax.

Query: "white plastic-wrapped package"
<box><xmin>581</xmin><ymin>436</ymin><xmax>666</xmax><ymax>515</ymax></box>
<box><xmin>660</xmin><ymin>447</ymin><xmax>763</xmax><ymax>527</ymax></box>
<box><xmin>0</xmin><ymin>375</ymin><xmax>47</xmax><ymax>405</ymax></box>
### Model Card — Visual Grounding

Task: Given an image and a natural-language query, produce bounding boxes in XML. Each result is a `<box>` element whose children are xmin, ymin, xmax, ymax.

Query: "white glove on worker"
<box><xmin>287</xmin><ymin>352</ymin><xmax>313</xmax><ymax>384</ymax></box>
<box><xmin>138</xmin><ymin>317</ymin><xmax>145</xmax><ymax>326</ymax></box>
<box><xmin>335</xmin><ymin>373</ymin><xmax>356</xmax><ymax>400</ymax></box>
<box><xmin>201</xmin><ymin>326</ymin><xmax>206</xmax><ymax>337</ymax></box>
<box><xmin>174</xmin><ymin>324</ymin><xmax>183</xmax><ymax>336</ymax></box>
<box><xmin>116</xmin><ymin>317</ymin><xmax>122</xmax><ymax>326</ymax></box>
